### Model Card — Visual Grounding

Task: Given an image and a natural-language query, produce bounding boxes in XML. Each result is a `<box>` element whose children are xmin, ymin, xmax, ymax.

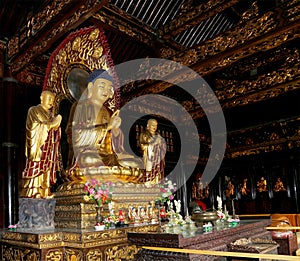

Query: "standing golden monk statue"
<box><xmin>20</xmin><ymin>90</ymin><xmax>62</xmax><ymax>198</ymax></box>
<box><xmin>139</xmin><ymin>118</ymin><xmax>166</xmax><ymax>184</ymax></box>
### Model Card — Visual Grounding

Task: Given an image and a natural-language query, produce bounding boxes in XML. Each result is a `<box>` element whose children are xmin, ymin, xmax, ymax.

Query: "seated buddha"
<box><xmin>68</xmin><ymin>69</ymin><xmax>144</xmax><ymax>184</ymax></box>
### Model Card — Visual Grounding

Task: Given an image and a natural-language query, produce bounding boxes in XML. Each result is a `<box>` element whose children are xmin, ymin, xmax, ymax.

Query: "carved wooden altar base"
<box><xmin>54</xmin><ymin>181</ymin><xmax>160</xmax><ymax>229</ymax></box>
<box><xmin>0</xmin><ymin>224</ymin><xmax>158</xmax><ymax>261</ymax></box>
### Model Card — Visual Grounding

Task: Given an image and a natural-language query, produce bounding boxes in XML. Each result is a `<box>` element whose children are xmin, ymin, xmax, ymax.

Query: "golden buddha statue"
<box><xmin>20</xmin><ymin>90</ymin><xmax>62</xmax><ymax>198</ymax></box>
<box><xmin>67</xmin><ymin>69</ymin><xmax>143</xmax><ymax>184</ymax></box>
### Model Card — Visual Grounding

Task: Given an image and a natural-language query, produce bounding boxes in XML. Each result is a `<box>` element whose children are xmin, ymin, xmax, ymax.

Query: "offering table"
<box><xmin>128</xmin><ymin>219</ymin><xmax>273</xmax><ymax>260</ymax></box>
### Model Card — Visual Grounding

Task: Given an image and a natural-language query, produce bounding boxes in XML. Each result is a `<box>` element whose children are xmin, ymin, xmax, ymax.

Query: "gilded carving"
<box><xmin>9</xmin><ymin>0</ymin><xmax>104</xmax><ymax>73</ymax></box>
<box><xmin>215</xmin><ymin>52</ymin><xmax>300</xmax><ymax>102</ymax></box>
<box><xmin>83</xmin><ymin>229</ymin><xmax>125</xmax><ymax>241</ymax></box>
<box><xmin>159</xmin><ymin>47</ymin><xmax>177</xmax><ymax>59</ymax></box>
<box><xmin>0</xmin><ymin>224</ymin><xmax>159</xmax><ymax>260</ymax></box>
<box><xmin>2</xmin><ymin>232</ymin><xmax>22</xmax><ymax>241</ymax></box>
<box><xmin>43</xmin><ymin>26</ymin><xmax>113</xmax><ymax>114</ymax></box>
<box><xmin>105</xmin><ymin>244</ymin><xmax>139</xmax><ymax>261</ymax></box>
<box><xmin>175</xmin><ymin>10</ymin><xmax>277</xmax><ymax>66</ymax></box>
<box><xmin>159</xmin><ymin>0</ymin><xmax>239</xmax><ymax>37</ymax></box>
<box><xmin>86</xmin><ymin>249</ymin><xmax>102</xmax><ymax>260</ymax></box>
<box><xmin>63</xmin><ymin>233</ymin><xmax>82</xmax><ymax>242</ymax></box>
<box><xmin>240</xmin><ymin>1</ymin><xmax>259</xmax><ymax>23</ymax></box>
<box><xmin>226</xmin><ymin>117</ymin><xmax>300</xmax><ymax>158</ymax></box>
<box><xmin>55</xmin><ymin>205</ymin><xmax>81</xmax><ymax>212</ymax></box>
<box><xmin>222</xmin><ymin>78</ymin><xmax>300</xmax><ymax>110</ymax></box>
<box><xmin>39</xmin><ymin>233</ymin><xmax>63</xmax><ymax>243</ymax></box>
<box><xmin>46</xmin><ymin>249</ymin><xmax>63</xmax><ymax>261</ymax></box>
<box><xmin>2</xmin><ymin>244</ymin><xmax>40</xmax><ymax>261</ymax></box>
<box><xmin>125</xmin><ymin>19</ymin><xmax>299</xmax><ymax>101</ymax></box>
<box><xmin>215</xmin><ymin>46</ymin><xmax>297</xmax><ymax>79</ymax></box>
<box><xmin>26</xmin><ymin>1</ymin><xmax>72</xmax><ymax>40</ymax></box>
<box><xmin>105</xmin><ymin>3</ymin><xmax>155</xmax><ymax>35</ymax></box>
<box><xmin>26</xmin><ymin>235</ymin><xmax>36</xmax><ymax>243</ymax></box>
<box><xmin>65</xmin><ymin>249</ymin><xmax>83</xmax><ymax>261</ymax></box>
<box><xmin>93</xmin><ymin>6</ymin><xmax>154</xmax><ymax>46</ymax></box>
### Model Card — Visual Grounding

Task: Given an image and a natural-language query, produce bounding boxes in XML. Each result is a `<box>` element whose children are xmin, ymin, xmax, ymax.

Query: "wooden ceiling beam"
<box><xmin>158</xmin><ymin>0</ymin><xmax>240</xmax><ymax>39</ymax></box>
<box><xmin>92</xmin><ymin>5</ymin><xmax>157</xmax><ymax>51</ymax></box>
<box><xmin>122</xmin><ymin>0</ymin><xmax>300</xmax><ymax>101</ymax></box>
<box><xmin>8</xmin><ymin>0</ymin><xmax>109</xmax><ymax>74</ymax></box>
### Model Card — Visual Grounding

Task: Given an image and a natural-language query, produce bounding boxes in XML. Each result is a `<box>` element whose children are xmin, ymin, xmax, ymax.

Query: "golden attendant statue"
<box><xmin>20</xmin><ymin>90</ymin><xmax>62</xmax><ymax>198</ymax></box>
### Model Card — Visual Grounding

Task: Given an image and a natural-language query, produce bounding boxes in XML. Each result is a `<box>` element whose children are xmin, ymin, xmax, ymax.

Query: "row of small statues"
<box><xmin>127</xmin><ymin>203</ymin><xmax>159</xmax><ymax>224</ymax></box>
<box><xmin>191</xmin><ymin>175</ymin><xmax>287</xmax><ymax>201</ymax></box>
<box><xmin>225</xmin><ymin>177</ymin><xmax>286</xmax><ymax>198</ymax></box>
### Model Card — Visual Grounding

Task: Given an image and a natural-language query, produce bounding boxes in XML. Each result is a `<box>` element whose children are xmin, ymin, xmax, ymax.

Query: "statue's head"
<box><xmin>147</xmin><ymin>118</ymin><xmax>158</xmax><ymax>135</ymax></box>
<box><xmin>40</xmin><ymin>90</ymin><xmax>55</xmax><ymax>111</ymax></box>
<box><xmin>87</xmin><ymin>69</ymin><xmax>113</xmax><ymax>84</ymax></box>
<box><xmin>87</xmin><ymin>69</ymin><xmax>114</xmax><ymax>103</ymax></box>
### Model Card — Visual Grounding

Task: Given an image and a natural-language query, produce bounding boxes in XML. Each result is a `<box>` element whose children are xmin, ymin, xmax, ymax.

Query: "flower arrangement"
<box><xmin>156</xmin><ymin>178</ymin><xmax>177</xmax><ymax>203</ymax></box>
<box><xmin>166</xmin><ymin>199</ymin><xmax>185</xmax><ymax>226</ymax></box>
<box><xmin>103</xmin><ymin>214</ymin><xmax>119</xmax><ymax>228</ymax></box>
<box><xmin>227</xmin><ymin>218</ymin><xmax>240</xmax><ymax>223</ymax></box>
<box><xmin>83</xmin><ymin>178</ymin><xmax>114</xmax><ymax>206</ymax></box>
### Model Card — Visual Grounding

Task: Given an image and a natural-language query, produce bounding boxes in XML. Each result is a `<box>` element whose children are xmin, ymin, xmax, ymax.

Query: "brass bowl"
<box><xmin>192</xmin><ymin>211</ymin><xmax>218</xmax><ymax>226</ymax></box>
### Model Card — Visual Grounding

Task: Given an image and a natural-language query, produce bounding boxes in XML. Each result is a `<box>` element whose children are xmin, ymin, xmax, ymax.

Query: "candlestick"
<box><xmin>232</xmin><ymin>199</ymin><xmax>235</xmax><ymax>218</ymax></box>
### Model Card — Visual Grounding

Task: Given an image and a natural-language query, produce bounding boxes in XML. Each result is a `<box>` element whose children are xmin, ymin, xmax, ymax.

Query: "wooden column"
<box><xmin>0</xmin><ymin>41</ymin><xmax>19</xmax><ymax>228</ymax></box>
<box><xmin>0</xmin><ymin>40</ymin><xmax>6</xmax><ymax>228</ymax></box>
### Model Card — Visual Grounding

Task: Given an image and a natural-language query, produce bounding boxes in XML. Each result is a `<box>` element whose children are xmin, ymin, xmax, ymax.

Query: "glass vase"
<box><xmin>155</xmin><ymin>201</ymin><xmax>163</xmax><ymax>232</ymax></box>
<box><xmin>95</xmin><ymin>206</ymin><xmax>103</xmax><ymax>225</ymax></box>
<box><xmin>216</xmin><ymin>218</ymin><xmax>225</xmax><ymax>229</ymax></box>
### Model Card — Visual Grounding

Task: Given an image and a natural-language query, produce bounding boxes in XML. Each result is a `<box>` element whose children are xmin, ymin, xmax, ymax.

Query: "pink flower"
<box><xmin>83</xmin><ymin>179</ymin><xmax>114</xmax><ymax>206</ymax></box>
<box><xmin>91</xmin><ymin>178</ymin><xmax>98</xmax><ymax>186</ymax></box>
<box><xmin>217</xmin><ymin>210</ymin><xmax>225</xmax><ymax>219</ymax></box>
<box><xmin>89</xmin><ymin>188</ymin><xmax>95</xmax><ymax>195</ymax></box>
<box><xmin>8</xmin><ymin>224</ymin><xmax>17</xmax><ymax>229</ymax></box>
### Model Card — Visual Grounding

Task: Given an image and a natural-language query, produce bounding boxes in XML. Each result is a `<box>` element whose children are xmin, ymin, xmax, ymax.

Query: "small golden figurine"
<box><xmin>225</xmin><ymin>180</ymin><xmax>235</xmax><ymax>198</ymax></box>
<box><xmin>273</xmin><ymin>177</ymin><xmax>286</xmax><ymax>192</ymax></box>
<box><xmin>240</xmin><ymin>178</ymin><xmax>250</xmax><ymax>196</ymax></box>
<box><xmin>257</xmin><ymin>176</ymin><xmax>268</xmax><ymax>192</ymax></box>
